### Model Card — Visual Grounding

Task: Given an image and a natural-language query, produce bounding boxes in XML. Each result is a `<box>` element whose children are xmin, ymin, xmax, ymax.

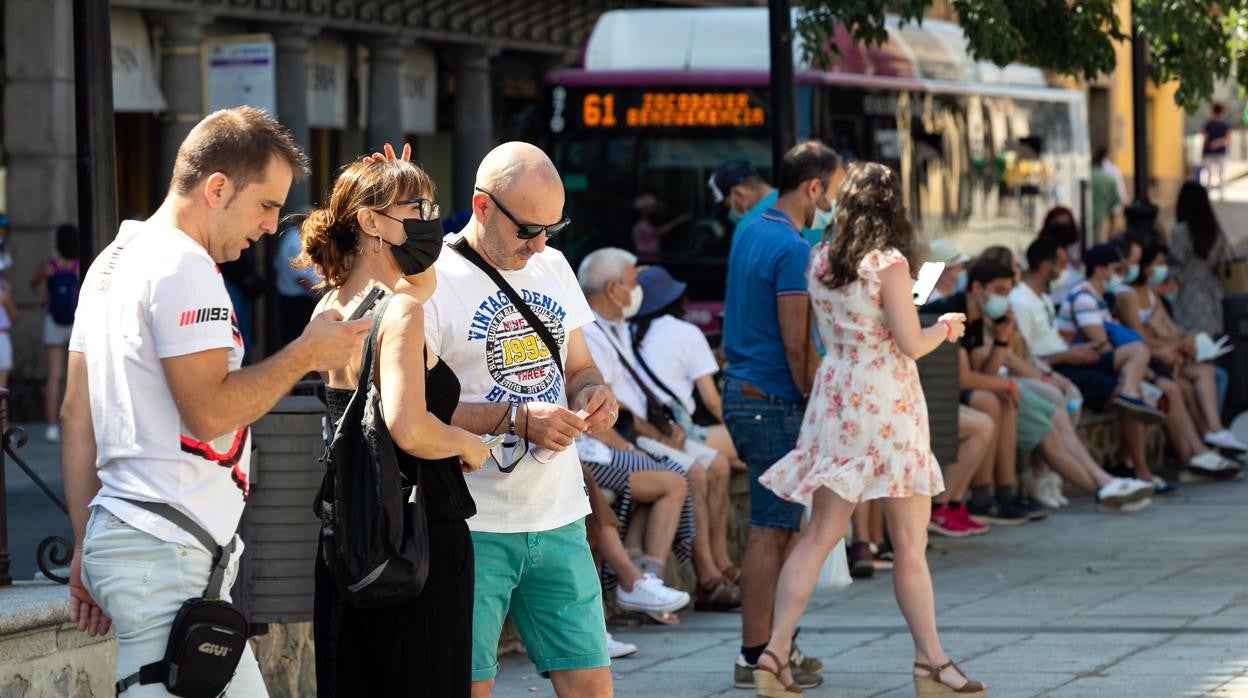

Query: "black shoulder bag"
<box><xmin>449</xmin><ymin>236</ymin><xmax>564</xmax><ymax>374</ymax></box>
<box><xmin>114</xmin><ymin>501</ymin><xmax>248</xmax><ymax>697</ymax></box>
<box><xmin>320</xmin><ymin>293</ymin><xmax>430</xmax><ymax>608</ymax></box>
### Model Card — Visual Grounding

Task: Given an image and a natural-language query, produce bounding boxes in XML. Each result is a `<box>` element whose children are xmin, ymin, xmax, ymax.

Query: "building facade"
<box><xmin>1</xmin><ymin>0</ymin><xmax>709</xmax><ymax>419</ymax></box>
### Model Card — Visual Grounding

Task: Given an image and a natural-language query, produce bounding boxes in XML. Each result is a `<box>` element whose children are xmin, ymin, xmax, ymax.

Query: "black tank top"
<box><xmin>325</xmin><ymin>358</ymin><xmax>476</xmax><ymax>522</ymax></box>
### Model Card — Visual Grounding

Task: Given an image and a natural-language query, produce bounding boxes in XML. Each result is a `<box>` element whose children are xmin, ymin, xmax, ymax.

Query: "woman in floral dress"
<box><xmin>752</xmin><ymin>163</ymin><xmax>985</xmax><ymax>697</ymax></box>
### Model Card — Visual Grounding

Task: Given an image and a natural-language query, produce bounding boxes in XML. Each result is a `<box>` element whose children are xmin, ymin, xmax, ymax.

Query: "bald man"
<box><xmin>423</xmin><ymin>142</ymin><xmax>619</xmax><ymax>697</ymax></box>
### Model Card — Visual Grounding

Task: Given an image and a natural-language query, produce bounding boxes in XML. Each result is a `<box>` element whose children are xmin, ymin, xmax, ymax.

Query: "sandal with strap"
<box><xmin>913</xmin><ymin>659</ymin><xmax>986</xmax><ymax>697</ymax></box>
<box><xmin>753</xmin><ymin>649</ymin><xmax>803</xmax><ymax>697</ymax></box>
<box><xmin>720</xmin><ymin>564</ymin><xmax>741</xmax><ymax>585</ymax></box>
<box><xmin>694</xmin><ymin>575</ymin><xmax>741</xmax><ymax>611</ymax></box>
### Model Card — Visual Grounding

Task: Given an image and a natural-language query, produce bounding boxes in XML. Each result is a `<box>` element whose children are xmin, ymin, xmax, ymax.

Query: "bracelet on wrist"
<box><xmin>940</xmin><ymin>320</ymin><xmax>954</xmax><ymax>341</ymax></box>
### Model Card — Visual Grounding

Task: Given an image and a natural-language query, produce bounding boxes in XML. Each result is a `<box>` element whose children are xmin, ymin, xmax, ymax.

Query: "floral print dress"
<box><xmin>759</xmin><ymin>247</ymin><xmax>944</xmax><ymax>505</ymax></box>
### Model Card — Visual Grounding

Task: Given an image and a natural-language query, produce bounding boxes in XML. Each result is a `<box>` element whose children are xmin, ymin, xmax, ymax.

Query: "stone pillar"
<box><xmin>367</xmin><ymin>41</ymin><xmax>404</xmax><ymax>156</ymax></box>
<box><xmin>453</xmin><ymin>48</ymin><xmax>496</xmax><ymax>211</ymax></box>
<box><xmin>153</xmin><ymin>13</ymin><xmax>209</xmax><ymax>192</ymax></box>
<box><xmin>4</xmin><ymin>0</ymin><xmax>78</xmax><ymax>415</ymax></box>
<box><xmin>274</xmin><ymin>27</ymin><xmax>317</xmax><ymax>211</ymax></box>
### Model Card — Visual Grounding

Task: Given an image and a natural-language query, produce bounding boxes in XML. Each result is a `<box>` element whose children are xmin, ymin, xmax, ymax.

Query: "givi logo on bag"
<box><xmin>197</xmin><ymin>642</ymin><xmax>234</xmax><ymax>658</ymax></box>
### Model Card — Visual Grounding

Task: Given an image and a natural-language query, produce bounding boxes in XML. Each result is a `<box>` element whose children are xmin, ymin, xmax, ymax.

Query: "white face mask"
<box><xmin>811</xmin><ymin>198</ymin><xmax>835</xmax><ymax>234</ymax></box>
<box><xmin>621</xmin><ymin>284</ymin><xmax>643</xmax><ymax>319</ymax></box>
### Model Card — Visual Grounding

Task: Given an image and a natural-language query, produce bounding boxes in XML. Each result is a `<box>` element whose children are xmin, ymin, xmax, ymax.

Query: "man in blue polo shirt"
<box><xmin>721</xmin><ymin>140</ymin><xmax>843</xmax><ymax>689</ymax></box>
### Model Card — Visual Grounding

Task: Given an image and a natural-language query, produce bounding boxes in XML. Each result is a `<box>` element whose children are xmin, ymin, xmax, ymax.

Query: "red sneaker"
<box><xmin>953</xmin><ymin>502</ymin><xmax>990</xmax><ymax>536</ymax></box>
<box><xmin>927</xmin><ymin>504</ymin><xmax>972</xmax><ymax>538</ymax></box>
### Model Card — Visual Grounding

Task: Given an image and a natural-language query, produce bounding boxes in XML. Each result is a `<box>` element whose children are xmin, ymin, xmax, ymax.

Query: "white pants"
<box><xmin>80</xmin><ymin>506</ymin><xmax>267</xmax><ymax>697</ymax></box>
<box><xmin>1202</xmin><ymin>154</ymin><xmax>1226</xmax><ymax>192</ymax></box>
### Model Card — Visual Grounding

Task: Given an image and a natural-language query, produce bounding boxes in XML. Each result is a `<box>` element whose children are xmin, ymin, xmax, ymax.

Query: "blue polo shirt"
<box><xmin>723</xmin><ymin>206</ymin><xmax>812</xmax><ymax>402</ymax></box>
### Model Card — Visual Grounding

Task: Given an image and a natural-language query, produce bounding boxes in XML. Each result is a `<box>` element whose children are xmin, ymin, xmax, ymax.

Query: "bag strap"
<box><xmin>356</xmin><ymin>293</ymin><xmax>396</xmax><ymax>398</ymax></box>
<box><xmin>449</xmin><ymin>236</ymin><xmax>564</xmax><ymax>376</ymax></box>
<box><xmin>118</xmin><ymin>499</ymin><xmax>235</xmax><ymax>599</ymax></box>
<box><xmin>628</xmin><ymin>326</ymin><xmax>682</xmax><ymax>406</ymax></box>
<box><xmin>591</xmin><ymin>321</ymin><xmax>671</xmax><ymax>428</ymax></box>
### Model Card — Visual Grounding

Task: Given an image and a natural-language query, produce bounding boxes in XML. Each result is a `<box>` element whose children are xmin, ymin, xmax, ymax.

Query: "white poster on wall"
<box><xmin>401</xmin><ymin>47</ymin><xmax>437</xmax><ymax>134</ymax></box>
<box><xmin>203</xmin><ymin>35</ymin><xmax>277</xmax><ymax>115</ymax></box>
<box><xmin>307</xmin><ymin>38</ymin><xmax>348</xmax><ymax>129</ymax></box>
<box><xmin>111</xmin><ymin>9</ymin><xmax>166</xmax><ymax>112</ymax></box>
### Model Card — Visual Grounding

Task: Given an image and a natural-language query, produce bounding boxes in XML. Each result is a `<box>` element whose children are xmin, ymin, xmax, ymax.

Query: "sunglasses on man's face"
<box><xmin>475</xmin><ymin>187</ymin><xmax>572</xmax><ymax>240</ymax></box>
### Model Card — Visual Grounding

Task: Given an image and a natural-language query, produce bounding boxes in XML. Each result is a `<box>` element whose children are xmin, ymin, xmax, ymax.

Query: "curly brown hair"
<box><xmin>818</xmin><ymin>162</ymin><xmax>914</xmax><ymax>289</ymax></box>
<box><xmin>296</xmin><ymin>158</ymin><xmax>436</xmax><ymax>288</ymax></box>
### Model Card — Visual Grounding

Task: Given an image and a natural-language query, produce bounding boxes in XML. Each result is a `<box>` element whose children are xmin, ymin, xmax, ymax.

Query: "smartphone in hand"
<box><xmin>912</xmin><ymin>262</ymin><xmax>946</xmax><ymax>305</ymax></box>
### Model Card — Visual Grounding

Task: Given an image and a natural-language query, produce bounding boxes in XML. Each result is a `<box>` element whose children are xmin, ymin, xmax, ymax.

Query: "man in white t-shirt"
<box><xmin>61</xmin><ymin>108</ymin><xmax>370</xmax><ymax>696</ymax></box>
<box><xmin>423</xmin><ymin>142</ymin><xmax>618</xmax><ymax>697</ymax></box>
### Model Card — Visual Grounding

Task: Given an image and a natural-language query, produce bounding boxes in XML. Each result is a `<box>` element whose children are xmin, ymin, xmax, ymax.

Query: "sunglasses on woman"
<box><xmin>475</xmin><ymin>187</ymin><xmax>572</xmax><ymax>240</ymax></box>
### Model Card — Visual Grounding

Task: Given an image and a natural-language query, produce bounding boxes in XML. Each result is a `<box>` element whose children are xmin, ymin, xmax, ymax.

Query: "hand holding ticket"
<box><xmin>532</xmin><ymin>410</ymin><xmax>592</xmax><ymax>463</ymax></box>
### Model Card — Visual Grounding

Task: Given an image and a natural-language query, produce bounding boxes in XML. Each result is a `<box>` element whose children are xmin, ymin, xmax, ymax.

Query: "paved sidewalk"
<box><xmin>491</xmin><ymin>478</ymin><xmax>1248</xmax><ymax>697</ymax></box>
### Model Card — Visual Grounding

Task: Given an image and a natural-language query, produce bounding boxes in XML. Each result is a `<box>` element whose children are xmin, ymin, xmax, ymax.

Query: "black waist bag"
<box><xmin>115</xmin><ymin>499</ymin><xmax>248</xmax><ymax>697</ymax></box>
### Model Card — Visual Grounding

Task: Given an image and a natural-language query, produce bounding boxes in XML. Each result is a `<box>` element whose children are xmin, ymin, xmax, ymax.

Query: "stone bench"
<box><xmin>0</xmin><ymin>581</ymin><xmax>116</xmax><ymax>697</ymax></box>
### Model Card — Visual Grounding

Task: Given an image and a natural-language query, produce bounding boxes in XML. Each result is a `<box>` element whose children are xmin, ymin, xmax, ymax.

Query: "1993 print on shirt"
<box><xmin>425</xmin><ymin>241</ymin><xmax>595</xmax><ymax>534</ymax></box>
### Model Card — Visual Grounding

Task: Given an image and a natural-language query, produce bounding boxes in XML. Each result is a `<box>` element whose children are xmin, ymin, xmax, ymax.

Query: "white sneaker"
<box><xmin>1044</xmin><ymin>471</ymin><xmax>1071</xmax><ymax>507</ymax></box>
<box><xmin>1096</xmin><ymin>478</ymin><xmax>1154</xmax><ymax>507</ymax></box>
<box><xmin>45</xmin><ymin>425</ymin><xmax>60</xmax><ymax>443</ymax></box>
<box><xmin>616</xmin><ymin>573</ymin><xmax>691</xmax><ymax>614</ymax></box>
<box><xmin>605</xmin><ymin>631</ymin><xmax>637</xmax><ymax>659</ymax></box>
<box><xmin>1189</xmin><ymin>451</ymin><xmax>1242</xmax><ymax>476</ymax></box>
<box><xmin>1031</xmin><ymin>477</ymin><xmax>1064</xmax><ymax>510</ymax></box>
<box><xmin>1205</xmin><ymin>429</ymin><xmax>1248</xmax><ymax>452</ymax></box>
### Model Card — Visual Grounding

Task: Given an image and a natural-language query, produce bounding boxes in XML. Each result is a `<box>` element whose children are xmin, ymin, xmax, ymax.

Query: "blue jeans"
<box><xmin>722</xmin><ymin>377</ymin><xmax>805</xmax><ymax>531</ymax></box>
<box><xmin>1215</xmin><ymin>365</ymin><xmax>1228</xmax><ymax>417</ymax></box>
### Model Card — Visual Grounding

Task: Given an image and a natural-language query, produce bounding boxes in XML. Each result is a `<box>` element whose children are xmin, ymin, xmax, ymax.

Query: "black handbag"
<box><xmin>319</xmin><ymin>293</ymin><xmax>430</xmax><ymax>608</ymax></box>
<box><xmin>114</xmin><ymin>500</ymin><xmax>248</xmax><ymax>697</ymax></box>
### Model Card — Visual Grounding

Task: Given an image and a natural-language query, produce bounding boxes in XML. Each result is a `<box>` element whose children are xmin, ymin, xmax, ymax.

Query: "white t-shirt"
<box><xmin>70</xmin><ymin>220</ymin><xmax>250</xmax><ymax>551</ymax></box>
<box><xmin>583</xmin><ymin>313</ymin><xmax>649</xmax><ymax>418</ymax></box>
<box><xmin>634</xmin><ymin>315</ymin><xmax>719</xmax><ymax>415</ymax></box>
<box><xmin>425</xmin><ymin>238</ymin><xmax>594</xmax><ymax>533</ymax></box>
<box><xmin>1009</xmin><ymin>282</ymin><xmax>1068</xmax><ymax>358</ymax></box>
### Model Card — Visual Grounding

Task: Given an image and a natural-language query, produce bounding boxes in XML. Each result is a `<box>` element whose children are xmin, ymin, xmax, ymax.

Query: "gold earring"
<box><xmin>374</xmin><ymin>234</ymin><xmax>382</xmax><ymax>254</ymax></box>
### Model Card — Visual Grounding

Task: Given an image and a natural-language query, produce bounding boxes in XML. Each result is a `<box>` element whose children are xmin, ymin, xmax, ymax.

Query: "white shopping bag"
<box><xmin>803</xmin><ymin>506</ymin><xmax>852</xmax><ymax>592</ymax></box>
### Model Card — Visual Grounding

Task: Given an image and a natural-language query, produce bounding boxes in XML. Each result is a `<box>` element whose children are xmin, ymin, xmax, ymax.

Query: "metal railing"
<box><xmin>0</xmin><ymin>389</ymin><xmax>72</xmax><ymax>586</ymax></box>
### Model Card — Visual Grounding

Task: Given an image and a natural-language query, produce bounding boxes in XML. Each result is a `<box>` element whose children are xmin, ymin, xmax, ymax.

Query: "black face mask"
<box><xmin>389</xmin><ymin>218</ymin><xmax>444</xmax><ymax>276</ymax></box>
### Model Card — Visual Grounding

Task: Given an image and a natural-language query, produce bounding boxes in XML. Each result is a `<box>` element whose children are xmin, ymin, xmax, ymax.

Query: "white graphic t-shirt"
<box><xmin>425</xmin><ymin>238</ymin><xmax>595</xmax><ymax>533</ymax></box>
<box><xmin>70</xmin><ymin>220</ymin><xmax>250</xmax><ymax>551</ymax></box>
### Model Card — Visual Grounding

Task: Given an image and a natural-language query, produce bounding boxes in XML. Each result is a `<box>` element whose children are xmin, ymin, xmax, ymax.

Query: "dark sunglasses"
<box><xmin>487</xmin><ymin>434</ymin><xmax>529</xmax><ymax>473</ymax></box>
<box><xmin>475</xmin><ymin>187</ymin><xmax>571</xmax><ymax>240</ymax></box>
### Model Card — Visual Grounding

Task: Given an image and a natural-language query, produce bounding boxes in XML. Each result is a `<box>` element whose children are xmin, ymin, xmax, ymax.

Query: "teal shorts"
<box><xmin>470</xmin><ymin>519</ymin><xmax>609</xmax><ymax>681</ymax></box>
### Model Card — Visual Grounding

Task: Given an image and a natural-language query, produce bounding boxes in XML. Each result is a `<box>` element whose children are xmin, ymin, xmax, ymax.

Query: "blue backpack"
<box><xmin>47</xmin><ymin>259</ymin><xmax>79</xmax><ymax>326</ymax></box>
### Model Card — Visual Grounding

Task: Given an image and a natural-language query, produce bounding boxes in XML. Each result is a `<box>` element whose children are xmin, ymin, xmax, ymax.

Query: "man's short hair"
<box><xmin>967</xmin><ymin>257</ymin><xmax>1014</xmax><ymax>289</ymax></box>
<box><xmin>1026</xmin><ymin>237</ymin><xmax>1061</xmax><ymax>271</ymax></box>
<box><xmin>577</xmin><ymin>247</ymin><xmax>636</xmax><ymax>295</ymax></box>
<box><xmin>1083</xmin><ymin>243</ymin><xmax>1123</xmax><ymax>274</ymax></box>
<box><xmin>776</xmin><ymin>141</ymin><xmax>841</xmax><ymax>194</ymax></box>
<box><xmin>171</xmin><ymin>107</ymin><xmax>310</xmax><ymax>195</ymax></box>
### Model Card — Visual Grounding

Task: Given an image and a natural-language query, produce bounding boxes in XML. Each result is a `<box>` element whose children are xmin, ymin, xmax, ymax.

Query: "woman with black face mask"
<box><xmin>297</xmin><ymin>158</ymin><xmax>490</xmax><ymax>697</ymax></box>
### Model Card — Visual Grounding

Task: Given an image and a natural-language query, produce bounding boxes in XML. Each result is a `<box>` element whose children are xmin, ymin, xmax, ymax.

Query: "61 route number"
<box><xmin>582</xmin><ymin>93</ymin><xmax>618</xmax><ymax>128</ymax></box>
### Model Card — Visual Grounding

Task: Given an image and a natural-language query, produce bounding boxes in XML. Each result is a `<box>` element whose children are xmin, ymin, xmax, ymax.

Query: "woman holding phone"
<box><xmin>753</xmin><ymin>163</ymin><xmax>983</xmax><ymax>697</ymax></box>
<box><xmin>300</xmin><ymin>157</ymin><xmax>490</xmax><ymax>696</ymax></box>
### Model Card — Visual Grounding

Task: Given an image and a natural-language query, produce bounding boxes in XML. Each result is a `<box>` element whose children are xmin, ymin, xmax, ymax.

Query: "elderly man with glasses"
<box><xmin>422</xmin><ymin>141</ymin><xmax>619</xmax><ymax>698</ymax></box>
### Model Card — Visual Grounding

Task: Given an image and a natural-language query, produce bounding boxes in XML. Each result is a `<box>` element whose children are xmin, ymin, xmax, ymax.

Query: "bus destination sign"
<box><xmin>553</xmin><ymin>87</ymin><xmax>767</xmax><ymax>131</ymax></box>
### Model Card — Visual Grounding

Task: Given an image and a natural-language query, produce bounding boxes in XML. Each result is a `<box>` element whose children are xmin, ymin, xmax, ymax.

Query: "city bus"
<box><xmin>542</xmin><ymin>7</ymin><xmax>1091</xmax><ymax>330</ymax></box>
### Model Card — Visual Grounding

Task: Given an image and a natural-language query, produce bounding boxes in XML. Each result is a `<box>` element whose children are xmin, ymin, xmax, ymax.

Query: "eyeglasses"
<box><xmin>487</xmin><ymin>434</ymin><xmax>529</xmax><ymax>473</ymax></box>
<box><xmin>390</xmin><ymin>197</ymin><xmax>439</xmax><ymax>222</ymax></box>
<box><xmin>474</xmin><ymin>187</ymin><xmax>571</xmax><ymax>240</ymax></box>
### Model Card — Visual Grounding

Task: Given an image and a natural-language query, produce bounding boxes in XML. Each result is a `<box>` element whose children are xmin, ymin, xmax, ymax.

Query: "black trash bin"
<box><xmin>234</xmin><ymin>393</ymin><xmax>327</xmax><ymax>626</ymax></box>
<box><xmin>917</xmin><ymin>314</ymin><xmax>960</xmax><ymax>467</ymax></box>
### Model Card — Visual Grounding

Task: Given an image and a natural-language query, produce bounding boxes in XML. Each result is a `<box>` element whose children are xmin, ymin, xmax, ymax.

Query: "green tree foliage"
<box><xmin>794</xmin><ymin>0</ymin><xmax>1248</xmax><ymax>111</ymax></box>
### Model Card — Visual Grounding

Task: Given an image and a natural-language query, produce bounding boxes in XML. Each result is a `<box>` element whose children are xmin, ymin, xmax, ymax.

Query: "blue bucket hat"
<box><xmin>636</xmin><ymin>266</ymin><xmax>687</xmax><ymax>318</ymax></box>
